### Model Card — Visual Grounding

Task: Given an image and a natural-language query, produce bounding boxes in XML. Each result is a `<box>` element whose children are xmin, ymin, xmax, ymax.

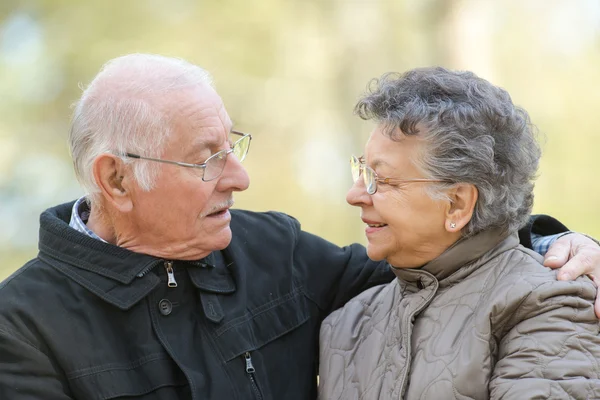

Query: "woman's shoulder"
<box><xmin>323</xmin><ymin>281</ymin><xmax>399</xmax><ymax>326</ymax></box>
<box><xmin>479</xmin><ymin>245</ymin><xmax>597</xmax><ymax>331</ymax></box>
<box><xmin>492</xmin><ymin>244</ymin><xmax>595</xmax><ymax>292</ymax></box>
<box><xmin>320</xmin><ymin>281</ymin><xmax>405</xmax><ymax>351</ymax></box>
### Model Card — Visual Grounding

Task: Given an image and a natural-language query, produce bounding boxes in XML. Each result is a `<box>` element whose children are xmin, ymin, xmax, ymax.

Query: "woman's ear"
<box><xmin>445</xmin><ymin>183</ymin><xmax>478</xmax><ymax>233</ymax></box>
<box><xmin>92</xmin><ymin>154</ymin><xmax>133</xmax><ymax>213</ymax></box>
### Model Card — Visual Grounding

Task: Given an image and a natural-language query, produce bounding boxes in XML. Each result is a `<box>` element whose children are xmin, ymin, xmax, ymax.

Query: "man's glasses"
<box><xmin>350</xmin><ymin>155</ymin><xmax>450</xmax><ymax>195</ymax></box>
<box><xmin>123</xmin><ymin>131</ymin><xmax>252</xmax><ymax>182</ymax></box>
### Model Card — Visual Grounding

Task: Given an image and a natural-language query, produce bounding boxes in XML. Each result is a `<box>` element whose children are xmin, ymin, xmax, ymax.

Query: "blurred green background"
<box><xmin>1</xmin><ymin>0</ymin><xmax>599</xmax><ymax>279</ymax></box>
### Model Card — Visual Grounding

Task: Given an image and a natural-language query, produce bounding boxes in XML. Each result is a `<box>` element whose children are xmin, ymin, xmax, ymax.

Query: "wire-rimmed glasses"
<box><xmin>123</xmin><ymin>131</ymin><xmax>252</xmax><ymax>182</ymax></box>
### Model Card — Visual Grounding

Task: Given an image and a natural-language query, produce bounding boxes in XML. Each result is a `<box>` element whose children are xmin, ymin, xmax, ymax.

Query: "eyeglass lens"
<box><xmin>204</xmin><ymin>134</ymin><xmax>251</xmax><ymax>181</ymax></box>
<box><xmin>350</xmin><ymin>156</ymin><xmax>377</xmax><ymax>195</ymax></box>
<box><xmin>363</xmin><ymin>166</ymin><xmax>376</xmax><ymax>194</ymax></box>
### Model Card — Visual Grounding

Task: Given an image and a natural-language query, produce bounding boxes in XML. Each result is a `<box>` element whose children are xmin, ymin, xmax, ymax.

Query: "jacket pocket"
<box><xmin>212</xmin><ymin>286</ymin><xmax>311</xmax><ymax>362</ymax></box>
<box><xmin>67</xmin><ymin>353</ymin><xmax>188</xmax><ymax>400</ymax></box>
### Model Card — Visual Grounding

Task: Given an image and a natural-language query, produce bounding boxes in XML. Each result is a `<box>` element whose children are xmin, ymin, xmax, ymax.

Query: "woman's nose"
<box><xmin>346</xmin><ymin>178</ymin><xmax>372</xmax><ymax>207</ymax></box>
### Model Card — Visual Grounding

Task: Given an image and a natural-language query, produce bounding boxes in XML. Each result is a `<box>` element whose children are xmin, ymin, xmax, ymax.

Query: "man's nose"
<box><xmin>217</xmin><ymin>153</ymin><xmax>250</xmax><ymax>192</ymax></box>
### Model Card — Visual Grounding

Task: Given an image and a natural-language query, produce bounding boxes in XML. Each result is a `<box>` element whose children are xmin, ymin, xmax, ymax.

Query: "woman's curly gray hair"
<box><xmin>355</xmin><ymin>67</ymin><xmax>541</xmax><ymax>236</ymax></box>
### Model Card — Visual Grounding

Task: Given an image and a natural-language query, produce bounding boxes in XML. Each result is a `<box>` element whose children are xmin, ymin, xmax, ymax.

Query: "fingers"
<box><xmin>545</xmin><ymin>232</ymin><xmax>600</xmax><ymax>282</ymax></box>
<box><xmin>543</xmin><ymin>236</ymin><xmax>572</xmax><ymax>270</ymax></box>
<box><xmin>543</xmin><ymin>232</ymin><xmax>600</xmax><ymax>317</ymax></box>
<box><xmin>555</xmin><ymin>252</ymin><xmax>596</xmax><ymax>281</ymax></box>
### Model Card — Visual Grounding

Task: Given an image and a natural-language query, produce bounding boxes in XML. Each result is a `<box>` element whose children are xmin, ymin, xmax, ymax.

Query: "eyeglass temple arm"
<box><xmin>378</xmin><ymin>177</ymin><xmax>451</xmax><ymax>184</ymax></box>
<box><xmin>124</xmin><ymin>153</ymin><xmax>203</xmax><ymax>169</ymax></box>
<box><xmin>231</xmin><ymin>130</ymin><xmax>247</xmax><ymax>138</ymax></box>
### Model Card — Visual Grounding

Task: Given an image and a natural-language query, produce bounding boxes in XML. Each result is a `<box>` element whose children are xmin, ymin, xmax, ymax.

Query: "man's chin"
<box><xmin>211</xmin><ymin>226</ymin><xmax>233</xmax><ymax>250</ymax></box>
<box><xmin>150</xmin><ymin>227</ymin><xmax>233</xmax><ymax>261</ymax></box>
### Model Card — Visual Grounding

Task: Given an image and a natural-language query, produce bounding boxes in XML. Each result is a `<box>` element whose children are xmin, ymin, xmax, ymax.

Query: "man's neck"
<box><xmin>87</xmin><ymin>203</ymin><xmax>117</xmax><ymax>244</ymax></box>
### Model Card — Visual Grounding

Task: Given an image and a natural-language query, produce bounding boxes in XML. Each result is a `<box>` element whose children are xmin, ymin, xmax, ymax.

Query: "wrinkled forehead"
<box><xmin>165</xmin><ymin>83</ymin><xmax>233</xmax><ymax>149</ymax></box>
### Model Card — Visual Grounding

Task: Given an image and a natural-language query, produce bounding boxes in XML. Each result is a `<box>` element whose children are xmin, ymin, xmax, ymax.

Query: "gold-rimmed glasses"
<box><xmin>350</xmin><ymin>155</ymin><xmax>450</xmax><ymax>195</ymax></box>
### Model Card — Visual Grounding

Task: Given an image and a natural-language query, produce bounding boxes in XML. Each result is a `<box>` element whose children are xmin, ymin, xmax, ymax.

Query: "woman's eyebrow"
<box><xmin>368</xmin><ymin>158</ymin><xmax>392</xmax><ymax>169</ymax></box>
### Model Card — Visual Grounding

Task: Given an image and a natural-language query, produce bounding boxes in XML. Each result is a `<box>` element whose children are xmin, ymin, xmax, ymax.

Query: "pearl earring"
<box><xmin>450</xmin><ymin>222</ymin><xmax>456</xmax><ymax>229</ymax></box>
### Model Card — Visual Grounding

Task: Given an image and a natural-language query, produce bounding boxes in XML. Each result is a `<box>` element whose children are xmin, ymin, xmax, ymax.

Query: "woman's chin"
<box><xmin>366</xmin><ymin>246</ymin><xmax>387</xmax><ymax>262</ymax></box>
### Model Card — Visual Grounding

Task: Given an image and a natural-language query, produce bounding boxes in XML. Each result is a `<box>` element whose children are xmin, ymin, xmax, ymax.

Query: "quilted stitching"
<box><xmin>319</xmin><ymin>236</ymin><xmax>600</xmax><ymax>400</ymax></box>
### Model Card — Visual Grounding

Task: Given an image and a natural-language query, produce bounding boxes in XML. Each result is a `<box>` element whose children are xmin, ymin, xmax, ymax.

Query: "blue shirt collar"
<box><xmin>68</xmin><ymin>196</ymin><xmax>107</xmax><ymax>243</ymax></box>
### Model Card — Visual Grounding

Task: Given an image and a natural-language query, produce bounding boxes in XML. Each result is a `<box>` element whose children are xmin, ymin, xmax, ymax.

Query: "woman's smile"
<box><xmin>362</xmin><ymin>217</ymin><xmax>388</xmax><ymax>235</ymax></box>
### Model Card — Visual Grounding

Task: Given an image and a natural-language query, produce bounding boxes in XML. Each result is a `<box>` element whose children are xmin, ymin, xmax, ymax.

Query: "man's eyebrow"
<box><xmin>183</xmin><ymin>135</ymin><xmax>223</xmax><ymax>159</ymax></box>
<box><xmin>196</xmin><ymin>136</ymin><xmax>221</xmax><ymax>148</ymax></box>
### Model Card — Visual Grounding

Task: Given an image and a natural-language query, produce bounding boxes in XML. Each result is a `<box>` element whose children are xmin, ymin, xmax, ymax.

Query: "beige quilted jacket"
<box><xmin>319</xmin><ymin>229</ymin><xmax>600</xmax><ymax>399</ymax></box>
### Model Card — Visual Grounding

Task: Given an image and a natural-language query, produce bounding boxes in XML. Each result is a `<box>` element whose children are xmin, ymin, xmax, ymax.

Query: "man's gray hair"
<box><xmin>69</xmin><ymin>53</ymin><xmax>213</xmax><ymax>200</ymax></box>
<box><xmin>355</xmin><ymin>67</ymin><xmax>541</xmax><ymax>236</ymax></box>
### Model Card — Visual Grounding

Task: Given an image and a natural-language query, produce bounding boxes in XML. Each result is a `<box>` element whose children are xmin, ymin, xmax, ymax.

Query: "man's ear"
<box><xmin>92</xmin><ymin>154</ymin><xmax>134</xmax><ymax>213</ymax></box>
<box><xmin>445</xmin><ymin>183</ymin><xmax>478</xmax><ymax>232</ymax></box>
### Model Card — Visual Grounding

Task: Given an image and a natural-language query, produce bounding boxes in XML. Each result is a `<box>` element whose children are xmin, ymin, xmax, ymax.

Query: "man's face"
<box><xmin>119</xmin><ymin>83</ymin><xmax>250</xmax><ymax>260</ymax></box>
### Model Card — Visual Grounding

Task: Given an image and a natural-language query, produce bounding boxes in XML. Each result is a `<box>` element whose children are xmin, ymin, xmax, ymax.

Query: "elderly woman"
<box><xmin>319</xmin><ymin>68</ymin><xmax>600</xmax><ymax>399</ymax></box>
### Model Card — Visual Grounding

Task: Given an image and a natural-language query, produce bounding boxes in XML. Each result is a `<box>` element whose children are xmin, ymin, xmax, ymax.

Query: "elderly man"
<box><xmin>0</xmin><ymin>54</ymin><xmax>598</xmax><ymax>400</ymax></box>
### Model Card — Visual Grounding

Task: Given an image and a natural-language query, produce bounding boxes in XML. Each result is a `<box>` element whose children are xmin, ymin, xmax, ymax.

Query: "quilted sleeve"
<box><xmin>490</xmin><ymin>278</ymin><xmax>600</xmax><ymax>399</ymax></box>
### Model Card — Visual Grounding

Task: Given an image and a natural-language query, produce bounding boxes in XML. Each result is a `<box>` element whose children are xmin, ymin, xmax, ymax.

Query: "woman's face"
<box><xmin>346</xmin><ymin>126</ymin><xmax>456</xmax><ymax>268</ymax></box>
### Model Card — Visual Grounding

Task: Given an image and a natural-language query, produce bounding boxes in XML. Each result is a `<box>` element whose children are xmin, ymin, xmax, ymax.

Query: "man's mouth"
<box><xmin>207</xmin><ymin>209</ymin><xmax>228</xmax><ymax>217</ymax></box>
<box><xmin>204</xmin><ymin>199</ymin><xmax>234</xmax><ymax>218</ymax></box>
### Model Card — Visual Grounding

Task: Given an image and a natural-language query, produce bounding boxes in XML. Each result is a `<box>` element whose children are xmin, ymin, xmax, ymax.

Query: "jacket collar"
<box><xmin>391</xmin><ymin>228</ymin><xmax>519</xmax><ymax>287</ymax></box>
<box><xmin>38</xmin><ymin>201</ymin><xmax>236</xmax><ymax>310</ymax></box>
<box><xmin>187</xmin><ymin>251</ymin><xmax>236</xmax><ymax>294</ymax></box>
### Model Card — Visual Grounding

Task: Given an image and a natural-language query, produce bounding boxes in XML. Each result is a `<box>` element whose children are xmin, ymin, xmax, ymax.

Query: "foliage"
<box><xmin>1</xmin><ymin>0</ymin><xmax>598</xmax><ymax>278</ymax></box>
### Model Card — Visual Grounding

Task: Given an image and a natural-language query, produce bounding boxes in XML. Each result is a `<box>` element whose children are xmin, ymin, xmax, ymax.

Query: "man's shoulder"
<box><xmin>0</xmin><ymin>257</ymin><xmax>63</xmax><ymax>324</ymax></box>
<box><xmin>0</xmin><ymin>257</ymin><xmax>47</xmax><ymax>292</ymax></box>
<box><xmin>231</xmin><ymin>209</ymin><xmax>299</xmax><ymax>226</ymax></box>
<box><xmin>230</xmin><ymin>209</ymin><xmax>301</xmax><ymax>240</ymax></box>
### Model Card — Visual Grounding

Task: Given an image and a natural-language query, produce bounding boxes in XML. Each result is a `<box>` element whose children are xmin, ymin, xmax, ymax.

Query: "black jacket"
<box><xmin>0</xmin><ymin>202</ymin><xmax>565</xmax><ymax>399</ymax></box>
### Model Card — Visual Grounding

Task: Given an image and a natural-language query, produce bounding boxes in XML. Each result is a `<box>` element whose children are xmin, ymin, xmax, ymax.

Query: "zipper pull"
<box><xmin>164</xmin><ymin>261</ymin><xmax>177</xmax><ymax>288</ymax></box>
<box><xmin>244</xmin><ymin>352</ymin><xmax>255</xmax><ymax>374</ymax></box>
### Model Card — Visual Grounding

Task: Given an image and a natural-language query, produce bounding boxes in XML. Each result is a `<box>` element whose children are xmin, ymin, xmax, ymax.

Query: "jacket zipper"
<box><xmin>136</xmin><ymin>260</ymin><xmax>163</xmax><ymax>278</ymax></box>
<box><xmin>397</xmin><ymin>277</ymin><xmax>439</xmax><ymax>397</ymax></box>
<box><xmin>135</xmin><ymin>260</ymin><xmax>178</xmax><ymax>288</ymax></box>
<box><xmin>164</xmin><ymin>261</ymin><xmax>177</xmax><ymax>288</ymax></box>
<box><xmin>243</xmin><ymin>352</ymin><xmax>263</xmax><ymax>400</ymax></box>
